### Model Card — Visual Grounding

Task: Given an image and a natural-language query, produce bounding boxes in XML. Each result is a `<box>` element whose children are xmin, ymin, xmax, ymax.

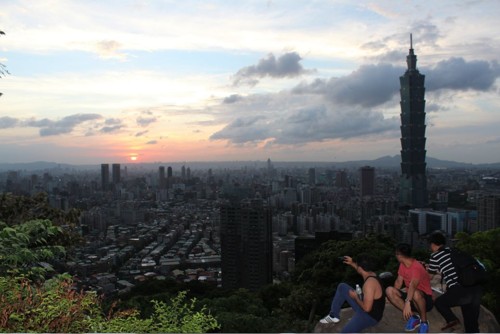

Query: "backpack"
<box><xmin>449</xmin><ymin>247</ymin><xmax>487</xmax><ymax>287</ymax></box>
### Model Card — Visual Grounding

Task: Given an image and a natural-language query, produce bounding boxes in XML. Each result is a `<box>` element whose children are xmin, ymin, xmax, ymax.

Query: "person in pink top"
<box><xmin>386</xmin><ymin>243</ymin><xmax>434</xmax><ymax>333</ymax></box>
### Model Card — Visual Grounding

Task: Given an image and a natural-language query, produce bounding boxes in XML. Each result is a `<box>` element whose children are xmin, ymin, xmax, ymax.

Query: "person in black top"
<box><xmin>320</xmin><ymin>254</ymin><xmax>385</xmax><ymax>333</ymax></box>
<box><xmin>427</xmin><ymin>231</ymin><xmax>482</xmax><ymax>333</ymax></box>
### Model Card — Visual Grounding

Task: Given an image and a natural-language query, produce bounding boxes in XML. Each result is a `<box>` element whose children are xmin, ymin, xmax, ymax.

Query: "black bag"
<box><xmin>450</xmin><ymin>248</ymin><xmax>487</xmax><ymax>287</ymax></box>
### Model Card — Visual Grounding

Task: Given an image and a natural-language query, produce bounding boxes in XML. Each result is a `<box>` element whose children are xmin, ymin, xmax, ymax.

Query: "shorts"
<box><xmin>400</xmin><ymin>290</ymin><xmax>434</xmax><ymax>312</ymax></box>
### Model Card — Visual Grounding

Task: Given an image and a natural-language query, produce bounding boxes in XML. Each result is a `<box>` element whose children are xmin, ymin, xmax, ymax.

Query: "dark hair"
<box><xmin>355</xmin><ymin>253</ymin><xmax>377</xmax><ymax>272</ymax></box>
<box><xmin>395</xmin><ymin>243</ymin><xmax>412</xmax><ymax>257</ymax></box>
<box><xmin>428</xmin><ymin>231</ymin><xmax>446</xmax><ymax>246</ymax></box>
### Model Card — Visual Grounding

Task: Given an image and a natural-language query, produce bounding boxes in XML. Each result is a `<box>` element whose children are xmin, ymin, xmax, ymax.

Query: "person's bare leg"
<box><xmin>412</xmin><ymin>290</ymin><xmax>427</xmax><ymax>322</ymax></box>
<box><xmin>386</xmin><ymin>287</ymin><xmax>405</xmax><ymax>311</ymax></box>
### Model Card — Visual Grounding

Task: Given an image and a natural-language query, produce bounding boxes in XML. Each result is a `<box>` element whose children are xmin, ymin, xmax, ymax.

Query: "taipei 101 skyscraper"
<box><xmin>399</xmin><ymin>34</ymin><xmax>428</xmax><ymax>209</ymax></box>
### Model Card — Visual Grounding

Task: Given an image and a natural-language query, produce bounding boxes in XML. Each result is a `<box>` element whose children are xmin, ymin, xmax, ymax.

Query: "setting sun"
<box><xmin>130</xmin><ymin>155</ymin><xmax>138</xmax><ymax>161</ymax></box>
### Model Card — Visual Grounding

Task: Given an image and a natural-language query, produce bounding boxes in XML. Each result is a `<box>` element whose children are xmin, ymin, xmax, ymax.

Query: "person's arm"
<box><xmin>349</xmin><ymin>278</ymin><xmax>376</xmax><ymax>312</ymax></box>
<box><xmin>393</xmin><ymin>274</ymin><xmax>404</xmax><ymax>290</ymax></box>
<box><xmin>342</xmin><ymin>256</ymin><xmax>359</xmax><ymax>272</ymax></box>
<box><xmin>427</xmin><ymin>254</ymin><xmax>440</xmax><ymax>274</ymax></box>
<box><xmin>403</xmin><ymin>277</ymin><xmax>420</xmax><ymax>319</ymax></box>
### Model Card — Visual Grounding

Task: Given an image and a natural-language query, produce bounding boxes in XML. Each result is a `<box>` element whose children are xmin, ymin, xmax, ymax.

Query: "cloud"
<box><xmin>426</xmin><ymin>58</ymin><xmax>500</xmax><ymax>91</ymax></box>
<box><xmin>292</xmin><ymin>64</ymin><xmax>402</xmax><ymax>108</ymax></box>
<box><xmin>146</xmin><ymin>140</ymin><xmax>157</xmax><ymax>145</ymax></box>
<box><xmin>135</xmin><ymin>130</ymin><xmax>149</xmax><ymax>137</ymax></box>
<box><xmin>95</xmin><ymin>40</ymin><xmax>128</xmax><ymax>60</ymax></box>
<box><xmin>211</xmin><ymin>55</ymin><xmax>500</xmax><ymax>147</ymax></box>
<box><xmin>21</xmin><ymin>113</ymin><xmax>102</xmax><ymax>136</ymax></box>
<box><xmin>210</xmin><ymin>101</ymin><xmax>398</xmax><ymax>146</ymax></box>
<box><xmin>137</xmin><ymin>114</ymin><xmax>157</xmax><ymax>127</ymax></box>
<box><xmin>232</xmin><ymin>52</ymin><xmax>315</xmax><ymax>86</ymax></box>
<box><xmin>292</xmin><ymin>57</ymin><xmax>500</xmax><ymax>109</ymax></box>
<box><xmin>210</xmin><ymin>116</ymin><xmax>271</xmax><ymax>143</ymax></box>
<box><xmin>99</xmin><ymin>125</ymin><xmax>123</xmax><ymax>133</ymax></box>
<box><xmin>104</xmin><ymin>118</ymin><xmax>122</xmax><ymax>125</ymax></box>
<box><xmin>223</xmin><ymin>94</ymin><xmax>243</xmax><ymax>104</ymax></box>
<box><xmin>0</xmin><ymin>116</ymin><xmax>19</xmax><ymax>128</ymax></box>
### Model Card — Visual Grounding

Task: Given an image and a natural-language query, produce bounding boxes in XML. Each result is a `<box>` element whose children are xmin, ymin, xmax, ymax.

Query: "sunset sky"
<box><xmin>1</xmin><ymin>0</ymin><xmax>500</xmax><ymax>164</ymax></box>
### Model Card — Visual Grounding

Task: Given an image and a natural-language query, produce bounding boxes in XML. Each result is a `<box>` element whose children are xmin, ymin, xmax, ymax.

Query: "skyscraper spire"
<box><xmin>407</xmin><ymin>33</ymin><xmax>417</xmax><ymax>70</ymax></box>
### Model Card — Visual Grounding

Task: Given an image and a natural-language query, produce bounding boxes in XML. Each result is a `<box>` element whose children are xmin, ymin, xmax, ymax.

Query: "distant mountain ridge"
<box><xmin>1</xmin><ymin>156</ymin><xmax>500</xmax><ymax>172</ymax></box>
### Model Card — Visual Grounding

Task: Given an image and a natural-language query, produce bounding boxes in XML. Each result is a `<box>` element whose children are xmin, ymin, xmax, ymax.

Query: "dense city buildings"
<box><xmin>1</xmin><ymin>159</ymin><xmax>500</xmax><ymax>295</ymax></box>
<box><xmin>399</xmin><ymin>35</ymin><xmax>428</xmax><ymax>209</ymax></box>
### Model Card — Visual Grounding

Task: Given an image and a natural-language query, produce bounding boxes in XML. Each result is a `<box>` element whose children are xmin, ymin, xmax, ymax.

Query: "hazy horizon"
<box><xmin>2</xmin><ymin>1</ymin><xmax>500</xmax><ymax>164</ymax></box>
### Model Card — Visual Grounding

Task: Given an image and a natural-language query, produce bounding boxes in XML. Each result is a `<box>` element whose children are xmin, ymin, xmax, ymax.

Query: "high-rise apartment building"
<box><xmin>220</xmin><ymin>199</ymin><xmax>272</xmax><ymax>291</ymax></box>
<box><xmin>308</xmin><ymin>168</ymin><xmax>316</xmax><ymax>185</ymax></box>
<box><xmin>360</xmin><ymin>166</ymin><xmax>375</xmax><ymax>197</ymax></box>
<box><xmin>477</xmin><ymin>195</ymin><xmax>500</xmax><ymax>231</ymax></box>
<box><xmin>335</xmin><ymin>170</ymin><xmax>348</xmax><ymax>188</ymax></box>
<box><xmin>159</xmin><ymin>166</ymin><xmax>165</xmax><ymax>188</ymax></box>
<box><xmin>399</xmin><ymin>35</ymin><xmax>428</xmax><ymax>209</ymax></box>
<box><xmin>101</xmin><ymin>164</ymin><xmax>109</xmax><ymax>191</ymax></box>
<box><xmin>112</xmin><ymin>163</ymin><xmax>121</xmax><ymax>184</ymax></box>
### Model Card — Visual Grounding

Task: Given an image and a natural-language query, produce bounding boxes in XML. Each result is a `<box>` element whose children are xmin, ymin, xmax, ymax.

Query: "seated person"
<box><xmin>320</xmin><ymin>254</ymin><xmax>385</xmax><ymax>333</ymax></box>
<box><xmin>386</xmin><ymin>243</ymin><xmax>433</xmax><ymax>333</ymax></box>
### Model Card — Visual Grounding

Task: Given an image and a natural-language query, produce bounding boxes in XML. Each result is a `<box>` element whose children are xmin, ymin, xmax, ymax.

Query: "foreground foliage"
<box><xmin>0</xmin><ymin>275</ymin><xmax>219</xmax><ymax>333</ymax></box>
<box><xmin>0</xmin><ymin>219</ymin><xmax>65</xmax><ymax>279</ymax></box>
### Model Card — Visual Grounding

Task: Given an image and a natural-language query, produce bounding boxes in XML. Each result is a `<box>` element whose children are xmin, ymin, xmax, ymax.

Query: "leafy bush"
<box><xmin>0</xmin><ymin>275</ymin><xmax>220</xmax><ymax>333</ymax></box>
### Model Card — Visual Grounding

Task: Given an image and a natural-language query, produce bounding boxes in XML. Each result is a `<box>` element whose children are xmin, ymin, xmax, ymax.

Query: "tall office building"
<box><xmin>159</xmin><ymin>166</ymin><xmax>165</xmax><ymax>188</ymax></box>
<box><xmin>477</xmin><ymin>195</ymin><xmax>500</xmax><ymax>231</ymax></box>
<box><xmin>220</xmin><ymin>199</ymin><xmax>273</xmax><ymax>291</ymax></box>
<box><xmin>308</xmin><ymin>168</ymin><xmax>316</xmax><ymax>185</ymax></box>
<box><xmin>112</xmin><ymin>163</ymin><xmax>121</xmax><ymax>184</ymax></box>
<box><xmin>101</xmin><ymin>164</ymin><xmax>109</xmax><ymax>191</ymax></box>
<box><xmin>399</xmin><ymin>35</ymin><xmax>428</xmax><ymax>209</ymax></box>
<box><xmin>360</xmin><ymin>166</ymin><xmax>375</xmax><ymax>197</ymax></box>
<box><xmin>335</xmin><ymin>170</ymin><xmax>348</xmax><ymax>188</ymax></box>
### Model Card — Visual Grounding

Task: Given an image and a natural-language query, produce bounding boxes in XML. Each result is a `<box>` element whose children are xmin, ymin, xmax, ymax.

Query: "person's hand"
<box><xmin>343</xmin><ymin>256</ymin><xmax>353</xmax><ymax>265</ymax></box>
<box><xmin>348</xmin><ymin>289</ymin><xmax>358</xmax><ymax>299</ymax></box>
<box><xmin>403</xmin><ymin>301</ymin><xmax>412</xmax><ymax>320</ymax></box>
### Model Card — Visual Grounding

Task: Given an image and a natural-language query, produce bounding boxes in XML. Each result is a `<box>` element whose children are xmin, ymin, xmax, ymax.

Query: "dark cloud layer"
<box><xmin>213</xmin><ymin>56</ymin><xmax>500</xmax><ymax>146</ymax></box>
<box><xmin>426</xmin><ymin>57</ymin><xmax>500</xmax><ymax>91</ymax></box>
<box><xmin>232</xmin><ymin>52</ymin><xmax>315</xmax><ymax>86</ymax></box>
<box><xmin>293</xmin><ymin>57</ymin><xmax>500</xmax><ymax>108</ymax></box>
<box><xmin>293</xmin><ymin>64</ymin><xmax>402</xmax><ymax>107</ymax></box>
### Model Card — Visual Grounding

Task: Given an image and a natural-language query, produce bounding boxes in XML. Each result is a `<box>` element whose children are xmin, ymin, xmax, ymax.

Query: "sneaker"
<box><xmin>405</xmin><ymin>315</ymin><xmax>421</xmax><ymax>331</ymax></box>
<box><xmin>441</xmin><ymin>319</ymin><xmax>460</xmax><ymax>331</ymax></box>
<box><xmin>320</xmin><ymin>315</ymin><xmax>340</xmax><ymax>324</ymax></box>
<box><xmin>418</xmin><ymin>321</ymin><xmax>429</xmax><ymax>333</ymax></box>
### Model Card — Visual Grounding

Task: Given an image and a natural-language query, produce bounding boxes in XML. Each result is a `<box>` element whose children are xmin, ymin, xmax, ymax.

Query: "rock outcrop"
<box><xmin>314</xmin><ymin>301</ymin><xmax>499</xmax><ymax>333</ymax></box>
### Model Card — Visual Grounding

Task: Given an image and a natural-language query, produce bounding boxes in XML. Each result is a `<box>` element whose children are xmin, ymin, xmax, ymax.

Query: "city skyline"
<box><xmin>1</xmin><ymin>1</ymin><xmax>500</xmax><ymax>164</ymax></box>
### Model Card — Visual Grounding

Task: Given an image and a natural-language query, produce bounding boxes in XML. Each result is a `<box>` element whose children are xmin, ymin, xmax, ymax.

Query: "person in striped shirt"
<box><xmin>427</xmin><ymin>231</ymin><xmax>482</xmax><ymax>333</ymax></box>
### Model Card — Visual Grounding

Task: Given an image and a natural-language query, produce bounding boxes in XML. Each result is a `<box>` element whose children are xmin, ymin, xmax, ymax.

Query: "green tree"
<box><xmin>289</xmin><ymin>234</ymin><xmax>396</xmax><ymax>329</ymax></box>
<box><xmin>0</xmin><ymin>219</ymin><xmax>65</xmax><ymax>279</ymax></box>
<box><xmin>454</xmin><ymin>228</ymin><xmax>500</xmax><ymax>320</ymax></box>
<box><xmin>0</xmin><ymin>193</ymin><xmax>83</xmax><ymax>256</ymax></box>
